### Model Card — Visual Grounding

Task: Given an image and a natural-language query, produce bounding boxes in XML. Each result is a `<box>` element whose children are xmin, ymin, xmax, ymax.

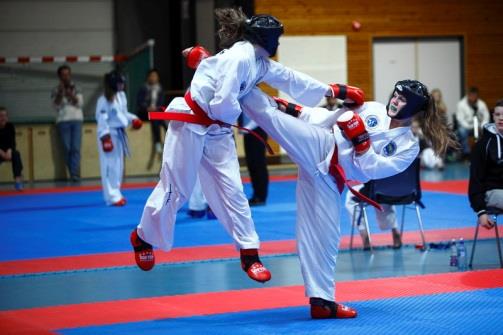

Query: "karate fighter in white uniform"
<box><xmin>240</xmin><ymin>79</ymin><xmax>457</xmax><ymax>318</ymax></box>
<box><xmin>96</xmin><ymin>71</ymin><xmax>142</xmax><ymax>206</ymax></box>
<box><xmin>131</xmin><ymin>8</ymin><xmax>356</xmax><ymax>283</ymax></box>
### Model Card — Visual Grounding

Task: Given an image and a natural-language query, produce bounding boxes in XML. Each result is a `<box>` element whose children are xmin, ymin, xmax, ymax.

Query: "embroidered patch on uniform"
<box><xmin>365</xmin><ymin>115</ymin><xmax>379</xmax><ymax>129</ymax></box>
<box><xmin>383</xmin><ymin>141</ymin><xmax>397</xmax><ymax>156</ymax></box>
<box><xmin>100</xmin><ymin>109</ymin><xmax>106</xmax><ymax>114</ymax></box>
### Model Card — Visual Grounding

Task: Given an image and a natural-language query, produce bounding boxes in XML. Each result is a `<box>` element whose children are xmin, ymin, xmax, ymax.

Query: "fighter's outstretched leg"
<box><xmin>241</xmin><ymin>88</ymin><xmax>333</xmax><ymax>174</ymax></box>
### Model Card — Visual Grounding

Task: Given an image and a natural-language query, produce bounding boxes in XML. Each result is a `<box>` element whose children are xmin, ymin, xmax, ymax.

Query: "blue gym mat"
<box><xmin>58</xmin><ymin>287</ymin><xmax>503</xmax><ymax>335</ymax></box>
<box><xmin>0</xmin><ymin>181</ymin><xmax>473</xmax><ymax>261</ymax></box>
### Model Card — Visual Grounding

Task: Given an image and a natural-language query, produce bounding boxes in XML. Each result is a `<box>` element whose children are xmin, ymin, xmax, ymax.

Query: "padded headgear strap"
<box><xmin>244</xmin><ymin>14</ymin><xmax>284</xmax><ymax>57</ymax></box>
<box><xmin>388</xmin><ymin>80</ymin><xmax>429</xmax><ymax>119</ymax></box>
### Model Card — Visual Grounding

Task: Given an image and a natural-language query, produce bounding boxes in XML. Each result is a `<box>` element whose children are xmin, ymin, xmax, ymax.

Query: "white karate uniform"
<box><xmin>95</xmin><ymin>92</ymin><xmax>137</xmax><ymax>205</ymax></box>
<box><xmin>188</xmin><ymin>175</ymin><xmax>207</xmax><ymax>211</ymax></box>
<box><xmin>137</xmin><ymin>41</ymin><xmax>329</xmax><ymax>251</ymax></box>
<box><xmin>241</xmin><ymin>88</ymin><xmax>419</xmax><ymax>301</ymax></box>
<box><xmin>345</xmin><ymin>183</ymin><xmax>398</xmax><ymax>232</ymax></box>
<box><xmin>343</xmin><ymin>103</ymin><xmax>421</xmax><ymax>232</ymax></box>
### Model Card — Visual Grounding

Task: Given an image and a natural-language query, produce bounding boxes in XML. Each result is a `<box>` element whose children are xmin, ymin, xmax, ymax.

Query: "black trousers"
<box><xmin>0</xmin><ymin>149</ymin><xmax>23</xmax><ymax>178</ymax></box>
<box><xmin>244</xmin><ymin>127</ymin><xmax>269</xmax><ymax>201</ymax></box>
<box><xmin>151</xmin><ymin>120</ymin><xmax>168</xmax><ymax>144</ymax></box>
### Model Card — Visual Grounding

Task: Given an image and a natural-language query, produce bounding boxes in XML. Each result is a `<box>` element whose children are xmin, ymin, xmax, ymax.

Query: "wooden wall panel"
<box><xmin>256</xmin><ymin>0</ymin><xmax>503</xmax><ymax>107</ymax></box>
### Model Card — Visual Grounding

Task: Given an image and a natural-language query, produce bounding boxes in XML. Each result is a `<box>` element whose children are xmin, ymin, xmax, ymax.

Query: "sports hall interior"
<box><xmin>1</xmin><ymin>1</ymin><xmax>502</xmax><ymax>334</ymax></box>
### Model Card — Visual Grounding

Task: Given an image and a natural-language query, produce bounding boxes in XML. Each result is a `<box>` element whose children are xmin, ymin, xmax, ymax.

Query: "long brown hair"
<box><xmin>419</xmin><ymin>96</ymin><xmax>459</xmax><ymax>156</ymax></box>
<box><xmin>214</xmin><ymin>7</ymin><xmax>248</xmax><ymax>49</ymax></box>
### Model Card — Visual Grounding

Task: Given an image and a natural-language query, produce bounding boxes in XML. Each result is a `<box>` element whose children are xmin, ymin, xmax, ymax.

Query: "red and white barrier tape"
<box><xmin>0</xmin><ymin>55</ymin><xmax>128</xmax><ymax>64</ymax></box>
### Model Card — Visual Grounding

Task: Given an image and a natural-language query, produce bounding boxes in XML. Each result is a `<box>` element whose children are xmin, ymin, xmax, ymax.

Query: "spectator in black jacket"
<box><xmin>469</xmin><ymin>99</ymin><xmax>503</xmax><ymax>229</ymax></box>
<box><xmin>136</xmin><ymin>69</ymin><xmax>166</xmax><ymax>154</ymax></box>
<box><xmin>0</xmin><ymin>107</ymin><xmax>24</xmax><ymax>191</ymax></box>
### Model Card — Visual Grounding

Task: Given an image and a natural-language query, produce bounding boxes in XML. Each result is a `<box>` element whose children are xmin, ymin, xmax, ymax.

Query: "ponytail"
<box><xmin>420</xmin><ymin>96</ymin><xmax>459</xmax><ymax>156</ymax></box>
<box><xmin>214</xmin><ymin>7</ymin><xmax>248</xmax><ymax>49</ymax></box>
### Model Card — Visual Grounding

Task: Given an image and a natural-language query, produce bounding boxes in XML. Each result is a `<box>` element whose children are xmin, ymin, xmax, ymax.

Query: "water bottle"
<box><xmin>457</xmin><ymin>238</ymin><xmax>467</xmax><ymax>271</ymax></box>
<box><xmin>450</xmin><ymin>239</ymin><xmax>458</xmax><ymax>267</ymax></box>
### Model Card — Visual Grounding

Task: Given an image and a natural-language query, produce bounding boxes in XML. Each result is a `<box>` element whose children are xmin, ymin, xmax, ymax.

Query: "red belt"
<box><xmin>149</xmin><ymin>91</ymin><xmax>273</xmax><ymax>154</ymax></box>
<box><xmin>329</xmin><ymin>146</ymin><xmax>383</xmax><ymax>211</ymax></box>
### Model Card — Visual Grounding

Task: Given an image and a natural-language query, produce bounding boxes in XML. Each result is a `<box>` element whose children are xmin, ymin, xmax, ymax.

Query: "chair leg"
<box><xmin>494</xmin><ymin>219</ymin><xmax>503</xmax><ymax>269</ymax></box>
<box><xmin>400</xmin><ymin>205</ymin><xmax>406</xmax><ymax>236</ymax></box>
<box><xmin>469</xmin><ymin>220</ymin><xmax>480</xmax><ymax>268</ymax></box>
<box><xmin>350</xmin><ymin>204</ymin><xmax>358</xmax><ymax>250</ymax></box>
<box><xmin>415</xmin><ymin>203</ymin><xmax>427</xmax><ymax>249</ymax></box>
<box><xmin>362</xmin><ymin>205</ymin><xmax>372</xmax><ymax>251</ymax></box>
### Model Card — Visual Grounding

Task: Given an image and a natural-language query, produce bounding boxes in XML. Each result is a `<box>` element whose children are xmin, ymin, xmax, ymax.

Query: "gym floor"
<box><xmin>1</xmin><ymin>163</ymin><xmax>502</xmax><ymax>334</ymax></box>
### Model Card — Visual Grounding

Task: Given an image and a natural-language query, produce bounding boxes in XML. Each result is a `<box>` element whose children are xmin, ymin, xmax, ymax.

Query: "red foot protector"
<box><xmin>240</xmin><ymin>249</ymin><xmax>271</xmax><ymax>283</ymax></box>
<box><xmin>113</xmin><ymin>198</ymin><xmax>127</xmax><ymax>207</ymax></box>
<box><xmin>310</xmin><ymin>297</ymin><xmax>357</xmax><ymax>319</ymax></box>
<box><xmin>130</xmin><ymin>229</ymin><xmax>155</xmax><ymax>271</ymax></box>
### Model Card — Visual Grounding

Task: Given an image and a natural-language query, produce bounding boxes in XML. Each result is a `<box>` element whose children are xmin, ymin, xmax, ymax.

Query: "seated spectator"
<box><xmin>136</xmin><ymin>69</ymin><xmax>166</xmax><ymax>154</ymax></box>
<box><xmin>456</xmin><ymin>87</ymin><xmax>489</xmax><ymax>160</ymax></box>
<box><xmin>431</xmin><ymin>88</ymin><xmax>449</xmax><ymax>127</ymax></box>
<box><xmin>0</xmin><ymin>107</ymin><xmax>24</xmax><ymax>191</ymax></box>
<box><xmin>411</xmin><ymin>119</ymin><xmax>444</xmax><ymax>170</ymax></box>
<box><xmin>469</xmin><ymin>99</ymin><xmax>503</xmax><ymax>229</ymax></box>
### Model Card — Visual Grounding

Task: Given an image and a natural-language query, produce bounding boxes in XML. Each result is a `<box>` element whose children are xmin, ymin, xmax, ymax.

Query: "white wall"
<box><xmin>0</xmin><ymin>0</ymin><xmax>114</xmax><ymax>122</ymax></box>
<box><xmin>278</xmin><ymin>35</ymin><xmax>347</xmax><ymax>106</ymax></box>
<box><xmin>373</xmin><ymin>41</ymin><xmax>416</xmax><ymax>105</ymax></box>
<box><xmin>417</xmin><ymin>39</ymin><xmax>462</xmax><ymax>126</ymax></box>
<box><xmin>0</xmin><ymin>0</ymin><xmax>114</xmax><ymax>56</ymax></box>
<box><xmin>276</xmin><ymin>35</ymin><xmax>347</xmax><ymax>155</ymax></box>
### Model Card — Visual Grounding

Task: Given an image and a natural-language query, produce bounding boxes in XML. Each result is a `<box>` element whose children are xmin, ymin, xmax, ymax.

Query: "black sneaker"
<box><xmin>248</xmin><ymin>197</ymin><xmax>266</xmax><ymax>207</ymax></box>
<box><xmin>188</xmin><ymin>209</ymin><xmax>206</xmax><ymax>218</ymax></box>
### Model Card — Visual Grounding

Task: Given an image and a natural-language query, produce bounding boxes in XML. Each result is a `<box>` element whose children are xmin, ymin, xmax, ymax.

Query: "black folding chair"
<box><xmin>350</xmin><ymin>158</ymin><xmax>427</xmax><ymax>250</ymax></box>
<box><xmin>469</xmin><ymin>207</ymin><xmax>503</xmax><ymax>268</ymax></box>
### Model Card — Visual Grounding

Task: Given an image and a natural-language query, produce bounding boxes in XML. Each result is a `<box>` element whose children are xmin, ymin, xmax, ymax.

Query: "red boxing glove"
<box><xmin>183</xmin><ymin>45</ymin><xmax>211</xmax><ymax>69</ymax></box>
<box><xmin>101</xmin><ymin>134</ymin><xmax>113</xmax><ymax>152</ymax></box>
<box><xmin>132</xmin><ymin>118</ymin><xmax>143</xmax><ymax>130</ymax></box>
<box><xmin>273</xmin><ymin>96</ymin><xmax>303</xmax><ymax>118</ymax></box>
<box><xmin>329</xmin><ymin>84</ymin><xmax>365</xmax><ymax>107</ymax></box>
<box><xmin>336</xmin><ymin>111</ymin><xmax>370</xmax><ymax>154</ymax></box>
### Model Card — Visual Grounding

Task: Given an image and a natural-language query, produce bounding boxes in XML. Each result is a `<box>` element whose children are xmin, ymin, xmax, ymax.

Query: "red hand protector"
<box><xmin>329</xmin><ymin>84</ymin><xmax>365</xmax><ymax>107</ymax></box>
<box><xmin>101</xmin><ymin>134</ymin><xmax>113</xmax><ymax>152</ymax></box>
<box><xmin>132</xmin><ymin>118</ymin><xmax>143</xmax><ymax>130</ymax></box>
<box><xmin>183</xmin><ymin>45</ymin><xmax>211</xmax><ymax>69</ymax></box>
<box><xmin>272</xmin><ymin>96</ymin><xmax>303</xmax><ymax>117</ymax></box>
<box><xmin>336</xmin><ymin>111</ymin><xmax>370</xmax><ymax>154</ymax></box>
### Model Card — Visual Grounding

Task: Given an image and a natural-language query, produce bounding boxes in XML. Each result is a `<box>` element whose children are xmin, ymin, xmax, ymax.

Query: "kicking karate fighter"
<box><xmin>240</xmin><ymin>80</ymin><xmax>456</xmax><ymax>318</ymax></box>
<box><xmin>96</xmin><ymin>71</ymin><xmax>142</xmax><ymax>206</ymax></box>
<box><xmin>131</xmin><ymin>8</ymin><xmax>363</xmax><ymax>283</ymax></box>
